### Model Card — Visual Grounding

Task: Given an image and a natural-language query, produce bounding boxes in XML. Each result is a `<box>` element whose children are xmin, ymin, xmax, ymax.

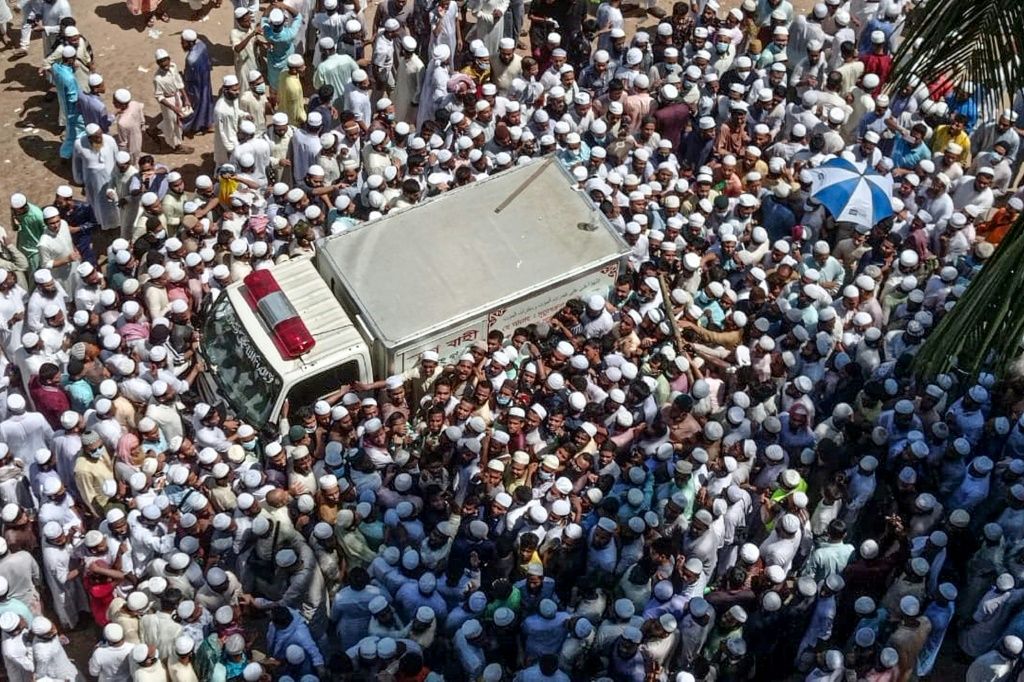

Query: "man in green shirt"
<box><xmin>10</xmin><ymin>193</ymin><xmax>45</xmax><ymax>275</ymax></box>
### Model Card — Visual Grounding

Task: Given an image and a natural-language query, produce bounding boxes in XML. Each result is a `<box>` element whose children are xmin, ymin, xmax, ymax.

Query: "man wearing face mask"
<box><xmin>232</xmin><ymin>424</ymin><xmax>261</xmax><ymax>462</ymax></box>
<box><xmin>970</xmin><ymin>142</ymin><xmax>1014</xmax><ymax>198</ymax></box>
<box><xmin>238</xmin><ymin>70</ymin><xmax>268</xmax><ymax>126</ymax></box>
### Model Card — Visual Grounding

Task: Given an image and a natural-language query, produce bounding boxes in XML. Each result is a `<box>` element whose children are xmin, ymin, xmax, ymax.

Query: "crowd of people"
<box><xmin>2</xmin><ymin>0</ymin><xmax>1024</xmax><ymax>679</ymax></box>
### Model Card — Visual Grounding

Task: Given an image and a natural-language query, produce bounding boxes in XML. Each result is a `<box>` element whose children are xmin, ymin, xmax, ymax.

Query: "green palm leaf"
<box><xmin>912</xmin><ymin>214</ymin><xmax>1024</xmax><ymax>378</ymax></box>
<box><xmin>890</xmin><ymin>0</ymin><xmax>1024</xmax><ymax>378</ymax></box>
<box><xmin>889</xmin><ymin>0</ymin><xmax>1024</xmax><ymax>112</ymax></box>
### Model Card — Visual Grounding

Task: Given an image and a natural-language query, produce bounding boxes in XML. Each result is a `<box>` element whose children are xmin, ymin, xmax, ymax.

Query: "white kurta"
<box><xmin>36</xmin><ymin>224</ymin><xmax>76</xmax><ymax>293</ymax></box>
<box><xmin>213</xmin><ymin>96</ymin><xmax>244</xmax><ymax>166</ymax></box>
<box><xmin>393</xmin><ymin>54</ymin><xmax>424</xmax><ymax>123</ymax></box>
<box><xmin>153</xmin><ymin>66</ymin><xmax>186</xmax><ymax>150</ymax></box>
<box><xmin>42</xmin><ymin>541</ymin><xmax>89</xmax><ymax>630</ymax></box>
<box><xmin>416</xmin><ymin>61</ymin><xmax>450</xmax><ymax>130</ymax></box>
<box><xmin>468</xmin><ymin>0</ymin><xmax>507</xmax><ymax>57</ymax></box>
<box><xmin>1</xmin><ymin>630</ymin><xmax>33</xmax><ymax>679</ymax></box>
<box><xmin>89</xmin><ymin>642</ymin><xmax>134</xmax><ymax>682</ymax></box>
<box><xmin>0</xmin><ymin>412</ymin><xmax>53</xmax><ymax>465</ymax></box>
<box><xmin>72</xmin><ymin>135</ymin><xmax>120</xmax><ymax>230</ymax></box>
<box><xmin>230</xmin><ymin>28</ymin><xmax>260</xmax><ymax>91</ymax></box>
<box><xmin>427</xmin><ymin>2</ymin><xmax>458</xmax><ymax>63</ymax></box>
<box><xmin>2</xmin><ymin>631</ymin><xmax>33</xmax><ymax>682</ymax></box>
<box><xmin>140</xmin><ymin>611</ymin><xmax>182</xmax><ymax>661</ymax></box>
<box><xmin>32</xmin><ymin>637</ymin><xmax>83</xmax><ymax>682</ymax></box>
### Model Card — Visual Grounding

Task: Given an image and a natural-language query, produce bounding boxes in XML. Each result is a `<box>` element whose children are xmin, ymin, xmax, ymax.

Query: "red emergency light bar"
<box><xmin>242</xmin><ymin>269</ymin><xmax>316</xmax><ymax>359</ymax></box>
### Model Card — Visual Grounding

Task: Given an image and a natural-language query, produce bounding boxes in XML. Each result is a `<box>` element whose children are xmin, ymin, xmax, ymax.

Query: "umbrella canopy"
<box><xmin>809</xmin><ymin>157</ymin><xmax>894</xmax><ymax>227</ymax></box>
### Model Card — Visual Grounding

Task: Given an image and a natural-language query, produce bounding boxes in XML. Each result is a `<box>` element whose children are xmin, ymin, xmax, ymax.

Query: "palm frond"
<box><xmin>889</xmin><ymin>0</ymin><xmax>1024</xmax><ymax>113</ymax></box>
<box><xmin>913</xmin><ymin>212</ymin><xmax>1024</xmax><ymax>379</ymax></box>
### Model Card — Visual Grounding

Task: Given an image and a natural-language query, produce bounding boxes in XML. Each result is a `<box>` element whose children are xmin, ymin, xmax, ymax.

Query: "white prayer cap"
<box><xmin>174</xmin><ymin>636</ymin><xmax>195</xmax><ymax>656</ymax></box>
<box><xmin>214</xmin><ymin>606</ymin><xmax>234</xmax><ymax>625</ymax></box>
<box><xmin>154</xmin><ymin>48</ymin><xmax>169</xmax><ymax>60</ymax></box>
<box><xmin>9</xmin><ymin>193</ymin><xmax>26</xmax><ymax>209</ymax></box>
<box><xmin>84</xmin><ymin>123</ymin><xmax>102</xmax><ymax>140</ymax></box>
<box><xmin>102</xmin><ymin>623</ymin><xmax>125</xmax><ymax>643</ymax></box>
<box><xmin>182</xmin><ymin>28</ymin><xmax>198</xmax><ymax>41</ymax></box>
<box><xmin>275</xmin><ymin>549</ymin><xmax>298</xmax><ymax>568</ymax></box>
<box><xmin>899</xmin><ymin>595</ymin><xmax>920</xmax><ymax>617</ymax></box>
<box><xmin>1004</xmin><ymin>636</ymin><xmax>1024</xmax><ymax>656</ymax></box>
<box><xmin>114</xmin><ymin>88</ymin><xmax>131</xmax><ymax>103</ymax></box>
<box><xmin>127</xmin><ymin>591</ymin><xmax>149</xmax><ymax>612</ymax></box>
<box><xmin>60</xmin><ymin>45</ymin><xmax>76</xmax><ymax>58</ymax></box>
<box><xmin>31</xmin><ymin>616</ymin><xmax>53</xmax><ymax>636</ymax></box>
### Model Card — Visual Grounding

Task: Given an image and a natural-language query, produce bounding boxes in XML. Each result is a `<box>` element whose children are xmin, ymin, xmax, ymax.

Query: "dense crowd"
<box><xmin>2</xmin><ymin>0</ymin><xmax>1024</xmax><ymax>679</ymax></box>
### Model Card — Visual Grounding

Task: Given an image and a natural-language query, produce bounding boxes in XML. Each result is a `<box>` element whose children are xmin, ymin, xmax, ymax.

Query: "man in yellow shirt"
<box><xmin>931</xmin><ymin>113</ymin><xmax>972</xmax><ymax>165</ymax></box>
<box><xmin>276</xmin><ymin>53</ymin><xmax>307</xmax><ymax>126</ymax></box>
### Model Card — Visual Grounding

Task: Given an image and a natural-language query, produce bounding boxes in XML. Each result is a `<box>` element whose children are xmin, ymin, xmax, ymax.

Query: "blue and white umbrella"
<box><xmin>809</xmin><ymin>156</ymin><xmax>894</xmax><ymax>227</ymax></box>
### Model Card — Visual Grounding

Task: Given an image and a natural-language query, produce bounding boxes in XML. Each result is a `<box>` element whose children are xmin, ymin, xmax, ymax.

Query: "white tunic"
<box><xmin>2</xmin><ymin>631</ymin><xmax>34</xmax><ymax>682</ymax></box>
<box><xmin>71</xmin><ymin>135</ymin><xmax>120</xmax><ymax>230</ymax></box>
<box><xmin>36</xmin><ymin>223</ymin><xmax>76</xmax><ymax>292</ymax></box>
<box><xmin>89</xmin><ymin>643</ymin><xmax>134</xmax><ymax>682</ymax></box>
<box><xmin>32</xmin><ymin>637</ymin><xmax>82</xmax><ymax>682</ymax></box>
<box><xmin>0</xmin><ymin>411</ymin><xmax>54</xmax><ymax>465</ymax></box>
<box><xmin>213</xmin><ymin>95</ymin><xmax>244</xmax><ymax>166</ymax></box>
<box><xmin>0</xmin><ymin>551</ymin><xmax>41</xmax><ymax>611</ymax></box>
<box><xmin>140</xmin><ymin>611</ymin><xmax>182</xmax><ymax>661</ymax></box>
<box><xmin>41</xmin><ymin>541</ymin><xmax>89</xmax><ymax>630</ymax></box>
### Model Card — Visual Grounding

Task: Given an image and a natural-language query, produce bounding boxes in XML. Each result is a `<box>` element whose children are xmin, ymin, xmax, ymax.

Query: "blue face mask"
<box><xmin>242</xmin><ymin>440</ymin><xmax>257</xmax><ymax>451</ymax></box>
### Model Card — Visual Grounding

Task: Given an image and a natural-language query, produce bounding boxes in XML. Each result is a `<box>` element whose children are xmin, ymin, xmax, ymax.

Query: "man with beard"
<box><xmin>213</xmin><ymin>75</ymin><xmax>244</xmax><ymax>165</ymax></box>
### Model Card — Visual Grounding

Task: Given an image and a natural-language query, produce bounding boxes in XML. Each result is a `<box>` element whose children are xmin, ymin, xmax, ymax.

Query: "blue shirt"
<box><xmin>762</xmin><ymin>196</ymin><xmax>797</xmax><ymax>242</ymax></box>
<box><xmin>65</xmin><ymin>378</ymin><xmax>94</xmax><ymax>413</ymax></box>
<box><xmin>946</xmin><ymin>93</ymin><xmax>979</xmax><ymax>133</ymax></box>
<box><xmin>858</xmin><ymin>17</ymin><xmax>896</xmax><ymax>54</ymax></box>
<box><xmin>266</xmin><ymin>608</ymin><xmax>324</xmax><ymax>667</ymax></box>
<box><xmin>892</xmin><ymin>136</ymin><xmax>932</xmax><ymax>169</ymax></box>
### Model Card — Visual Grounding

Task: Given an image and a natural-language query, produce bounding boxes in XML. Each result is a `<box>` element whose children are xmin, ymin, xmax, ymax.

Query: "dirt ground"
<box><xmin>0</xmin><ymin>0</ymin><xmax>975</xmax><ymax>679</ymax></box>
<box><xmin>0</xmin><ymin>0</ymin><xmax>244</xmax><ymax>215</ymax></box>
<box><xmin>0</xmin><ymin>0</ymin><xmax>726</xmax><ymax>213</ymax></box>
